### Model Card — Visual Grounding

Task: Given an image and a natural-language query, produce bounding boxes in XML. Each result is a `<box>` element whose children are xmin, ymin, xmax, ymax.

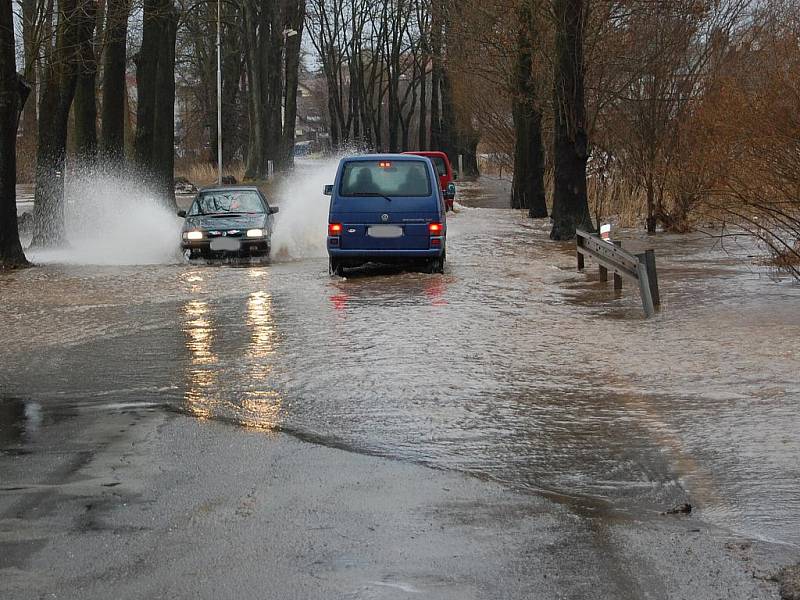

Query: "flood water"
<box><xmin>2</xmin><ymin>167</ymin><xmax>799</xmax><ymax>548</ymax></box>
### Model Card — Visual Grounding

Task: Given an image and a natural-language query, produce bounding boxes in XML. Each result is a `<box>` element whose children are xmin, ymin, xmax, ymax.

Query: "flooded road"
<box><xmin>2</xmin><ymin>173</ymin><xmax>799</xmax><ymax>553</ymax></box>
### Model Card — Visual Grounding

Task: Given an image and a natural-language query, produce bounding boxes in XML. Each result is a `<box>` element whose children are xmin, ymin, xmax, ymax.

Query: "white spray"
<box><xmin>27</xmin><ymin>170</ymin><xmax>183</xmax><ymax>266</ymax></box>
<box><xmin>270</xmin><ymin>156</ymin><xmax>342</xmax><ymax>260</ymax></box>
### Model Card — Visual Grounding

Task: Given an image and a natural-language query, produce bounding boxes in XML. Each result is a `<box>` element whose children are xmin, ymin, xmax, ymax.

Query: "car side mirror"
<box><xmin>445</xmin><ymin>182</ymin><xmax>456</xmax><ymax>200</ymax></box>
<box><xmin>271</xmin><ymin>206</ymin><xmax>280</xmax><ymax>214</ymax></box>
<box><xmin>323</xmin><ymin>184</ymin><xmax>333</xmax><ymax>196</ymax></box>
<box><xmin>177</xmin><ymin>210</ymin><xmax>187</xmax><ymax>218</ymax></box>
<box><xmin>452</xmin><ymin>171</ymin><xmax>459</xmax><ymax>181</ymax></box>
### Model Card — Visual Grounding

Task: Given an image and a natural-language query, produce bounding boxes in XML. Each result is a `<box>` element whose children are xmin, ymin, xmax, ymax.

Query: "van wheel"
<box><xmin>426</xmin><ymin>257</ymin><xmax>444</xmax><ymax>274</ymax></box>
<box><xmin>329</xmin><ymin>258</ymin><xmax>344</xmax><ymax>277</ymax></box>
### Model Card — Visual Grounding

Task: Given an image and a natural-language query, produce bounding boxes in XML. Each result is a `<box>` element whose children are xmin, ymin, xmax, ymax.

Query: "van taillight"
<box><xmin>428</xmin><ymin>222</ymin><xmax>443</xmax><ymax>235</ymax></box>
<box><xmin>328</xmin><ymin>223</ymin><xmax>343</xmax><ymax>236</ymax></box>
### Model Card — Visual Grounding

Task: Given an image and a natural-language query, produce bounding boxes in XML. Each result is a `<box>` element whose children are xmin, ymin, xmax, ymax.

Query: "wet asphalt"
<box><xmin>1</xmin><ymin>173</ymin><xmax>799</xmax><ymax>598</ymax></box>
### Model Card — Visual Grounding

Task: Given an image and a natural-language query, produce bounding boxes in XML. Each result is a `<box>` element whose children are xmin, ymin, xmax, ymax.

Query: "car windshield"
<box><xmin>189</xmin><ymin>191</ymin><xmax>265</xmax><ymax>215</ymax></box>
<box><xmin>340</xmin><ymin>160</ymin><xmax>432</xmax><ymax>197</ymax></box>
<box><xmin>431</xmin><ymin>157</ymin><xmax>448</xmax><ymax>177</ymax></box>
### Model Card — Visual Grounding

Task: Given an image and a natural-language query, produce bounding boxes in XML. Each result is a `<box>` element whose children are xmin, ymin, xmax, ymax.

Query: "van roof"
<box><xmin>343</xmin><ymin>154</ymin><xmax>431</xmax><ymax>162</ymax></box>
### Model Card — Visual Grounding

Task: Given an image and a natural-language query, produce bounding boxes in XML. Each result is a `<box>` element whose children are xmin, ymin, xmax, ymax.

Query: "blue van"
<box><xmin>324</xmin><ymin>154</ymin><xmax>446</xmax><ymax>276</ymax></box>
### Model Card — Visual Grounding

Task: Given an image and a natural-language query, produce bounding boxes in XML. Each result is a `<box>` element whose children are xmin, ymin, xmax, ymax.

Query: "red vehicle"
<box><xmin>403</xmin><ymin>151</ymin><xmax>456</xmax><ymax>211</ymax></box>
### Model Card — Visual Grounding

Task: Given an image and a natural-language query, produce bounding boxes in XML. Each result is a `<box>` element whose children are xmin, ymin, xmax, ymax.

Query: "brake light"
<box><xmin>328</xmin><ymin>223</ymin><xmax>343</xmax><ymax>236</ymax></box>
<box><xmin>428</xmin><ymin>222</ymin><xmax>443</xmax><ymax>235</ymax></box>
<box><xmin>378</xmin><ymin>161</ymin><xmax>392</xmax><ymax>169</ymax></box>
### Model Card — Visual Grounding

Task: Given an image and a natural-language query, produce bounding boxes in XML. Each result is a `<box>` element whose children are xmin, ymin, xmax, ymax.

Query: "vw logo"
<box><xmin>381</xmin><ymin>213</ymin><xmax>389</xmax><ymax>223</ymax></box>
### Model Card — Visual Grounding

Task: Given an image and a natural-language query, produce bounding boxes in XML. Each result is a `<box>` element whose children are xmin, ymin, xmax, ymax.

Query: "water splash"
<box><xmin>270</xmin><ymin>156</ymin><xmax>342</xmax><ymax>260</ymax></box>
<box><xmin>27</xmin><ymin>170</ymin><xmax>183</xmax><ymax>266</ymax></box>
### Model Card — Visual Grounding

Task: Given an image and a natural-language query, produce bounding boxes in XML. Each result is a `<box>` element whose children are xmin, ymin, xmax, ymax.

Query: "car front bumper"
<box><xmin>181</xmin><ymin>237</ymin><xmax>270</xmax><ymax>254</ymax></box>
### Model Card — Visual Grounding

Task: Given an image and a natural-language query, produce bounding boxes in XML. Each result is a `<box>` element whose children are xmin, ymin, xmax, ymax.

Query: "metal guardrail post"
<box><xmin>644</xmin><ymin>249</ymin><xmax>660</xmax><ymax>307</ymax></box>
<box><xmin>635</xmin><ymin>254</ymin><xmax>656</xmax><ymax>318</ymax></box>
<box><xmin>613</xmin><ymin>241</ymin><xmax>623</xmax><ymax>290</ymax></box>
<box><xmin>574</xmin><ymin>229</ymin><xmax>660</xmax><ymax>317</ymax></box>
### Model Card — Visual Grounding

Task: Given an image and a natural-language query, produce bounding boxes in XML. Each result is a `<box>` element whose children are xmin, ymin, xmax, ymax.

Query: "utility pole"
<box><xmin>216</xmin><ymin>0</ymin><xmax>222</xmax><ymax>185</ymax></box>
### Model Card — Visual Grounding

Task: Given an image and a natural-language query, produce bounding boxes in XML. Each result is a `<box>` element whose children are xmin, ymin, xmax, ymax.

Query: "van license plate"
<box><xmin>368</xmin><ymin>225</ymin><xmax>403</xmax><ymax>238</ymax></box>
<box><xmin>210</xmin><ymin>237</ymin><xmax>241</xmax><ymax>251</ymax></box>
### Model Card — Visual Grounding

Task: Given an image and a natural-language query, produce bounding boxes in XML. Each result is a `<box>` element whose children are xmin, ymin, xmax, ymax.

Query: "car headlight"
<box><xmin>184</xmin><ymin>230</ymin><xmax>203</xmax><ymax>240</ymax></box>
<box><xmin>246</xmin><ymin>229</ymin><xmax>264</xmax><ymax>238</ymax></box>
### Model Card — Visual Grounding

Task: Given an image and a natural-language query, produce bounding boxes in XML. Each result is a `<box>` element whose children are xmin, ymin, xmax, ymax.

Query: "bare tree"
<box><xmin>0</xmin><ymin>2</ymin><xmax>30</xmax><ymax>267</ymax></box>
<box><xmin>30</xmin><ymin>0</ymin><xmax>84</xmax><ymax>247</ymax></box>
<box><xmin>510</xmin><ymin>0</ymin><xmax>546</xmax><ymax>216</ymax></box>
<box><xmin>549</xmin><ymin>0</ymin><xmax>592</xmax><ymax>239</ymax></box>
<box><xmin>73</xmin><ymin>0</ymin><xmax>99</xmax><ymax>164</ymax></box>
<box><xmin>101</xmin><ymin>0</ymin><xmax>130</xmax><ymax>163</ymax></box>
<box><xmin>134</xmin><ymin>0</ymin><xmax>178</xmax><ymax>206</ymax></box>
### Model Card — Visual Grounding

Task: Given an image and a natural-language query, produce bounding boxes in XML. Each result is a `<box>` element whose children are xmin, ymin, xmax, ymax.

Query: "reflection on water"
<box><xmin>327</xmin><ymin>271</ymin><xmax>451</xmax><ymax>315</ymax></box>
<box><xmin>241</xmin><ymin>291</ymin><xmax>282</xmax><ymax>429</ymax></box>
<box><xmin>183</xmin><ymin>300</ymin><xmax>216</xmax><ymax>419</ymax></box>
<box><xmin>180</xmin><ymin>290</ymin><xmax>283</xmax><ymax>430</ymax></box>
<box><xmin>247</xmin><ymin>291</ymin><xmax>275</xmax><ymax>359</ymax></box>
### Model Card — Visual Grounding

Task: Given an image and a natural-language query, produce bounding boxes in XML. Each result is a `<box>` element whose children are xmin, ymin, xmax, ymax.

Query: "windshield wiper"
<box><xmin>208</xmin><ymin>212</ymin><xmax>244</xmax><ymax>218</ymax></box>
<box><xmin>349</xmin><ymin>192</ymin><xmax>393</xmax><ymax>202</ymax></box>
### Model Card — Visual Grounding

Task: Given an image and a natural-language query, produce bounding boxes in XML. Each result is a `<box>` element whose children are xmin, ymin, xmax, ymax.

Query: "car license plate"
<box><xmin>368</xmin><ymin>225</ymin><xmax>403</xmax><ymax>238</ymax></box>
<box><xmin>210</xmin><ymin>237</ymin><xmax>241</xmax><ymax>251</ymax></box>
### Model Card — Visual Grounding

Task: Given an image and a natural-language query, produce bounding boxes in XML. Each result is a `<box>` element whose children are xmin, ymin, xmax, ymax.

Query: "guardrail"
<box><xmin>575</xmin><ymin>229</ymin><xmax>661</xmax><ymax>318</ymax></box>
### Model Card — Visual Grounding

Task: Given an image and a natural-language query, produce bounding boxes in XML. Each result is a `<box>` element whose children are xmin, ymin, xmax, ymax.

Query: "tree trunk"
<box><xmin>550</xmin><ymin>0</ymin><xmax>593</xmax><ymax>240</ymax></box>
<box><xmin>511</xmin><ymin>0</ymin><xmax>547</xmax><ymax>217</ymax></box>
<box><xmin>243</xmin><ymin>0</ymin><xmax>287</xmax><ymax>179</ymax></box>
<box><xmin>263</xmin><ymin>5</ymin><xmax>283</xmax><ymax>169</ymax></box>
<box><xmin>101</xmin><ymin>0</ymin><xmax>129</xmax><ymax>163</ymax></box>
<box><xmin>73</xmin><ymin>0</ymin><xmax>99</xmax><ymax>164</ymax></box>
<box><xmin>19</xmin><ymin>0</ymin><xmax>37</xmax><ymax>160</ymax></box>
<box><xmin>133</xmin><ymin>0</ymin><xmax>160</xmax><ymax>172</ymax></box>
<box><xmin>31</xmin><ymin>0</ymin><xmax>82</xmax><ymax>248</ymax></box>
<box><xmin>429</xmin><ymin>0</ymin><xmax>442</xmax><ymax>150</ymax></box>
<box><xmin>152</xmin><ymin>7</ymin><xmax>177</xmax><ymax>207</ymax></box>
<box><xmin>439</xmin><ymin>70</ymin><xmax>456</xmax><ymax>163</ymax></box>
<box><xmin>134</xmin><ymin>0</ymin><xmax>176</xmax><ymax>208</ymax></box>
<box><xmin>280</xmin><ymin>0</ymin><xmax>304</xmax><ymax>170</ymax></box>
<box><xmin>0</xmin><ymin>5</ymin><xmax>30</xmax><ymax>268</ymax></box>
<box><xmin>243</xmin><ymin>0</ymin><xmax>265</xmax><ymax>179</ymax></box>
<box><xmin>645</xmin><ymin>161</ymin><xmax>657</xmax><ymax>233</ymax></box>
<box><xmin>418</xmin><ymin>59</ymin><xmax>427</xmax><ymax>150</ymax></box>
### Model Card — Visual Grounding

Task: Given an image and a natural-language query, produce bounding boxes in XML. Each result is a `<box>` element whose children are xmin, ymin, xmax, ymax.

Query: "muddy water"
<box><xmin>2</xmin><ymin>175</ymin><xmax>799</xmax><ymax>548</ymax></box>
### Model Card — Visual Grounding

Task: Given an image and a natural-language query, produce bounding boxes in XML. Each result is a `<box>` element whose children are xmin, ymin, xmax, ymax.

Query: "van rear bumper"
<box><xmin>328</xmin><ymin>247</ymin><xmax>443</xmax><ymax>258</ymax></box>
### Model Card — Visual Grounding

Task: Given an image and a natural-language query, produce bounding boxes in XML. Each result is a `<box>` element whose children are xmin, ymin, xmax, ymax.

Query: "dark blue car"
<box><xmin>324</xmin><ymin>154</ymin><xmax>446</xmax><ymax>276</ymax></box>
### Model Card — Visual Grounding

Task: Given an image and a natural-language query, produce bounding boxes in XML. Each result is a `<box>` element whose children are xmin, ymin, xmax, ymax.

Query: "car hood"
<box><xmin>184</xmin><ymin>214</ymin><xmax>267</xmax><ymax>231</ymax></box>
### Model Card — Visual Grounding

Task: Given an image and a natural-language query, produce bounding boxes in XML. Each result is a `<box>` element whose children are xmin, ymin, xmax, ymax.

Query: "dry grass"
<box><xmin>175</xmin><ymin>160</ymin><xmax>248</xmax><ymax>187</ymax></box>
<box><xmin>588</xmin><ymin>177</ymin><xmax>648</xmax><ymax>229</ymax></box>
<box><xmin>495</xmin><ymin>166</ymin><xmax>649</xmax><ymax>228</ymax></box>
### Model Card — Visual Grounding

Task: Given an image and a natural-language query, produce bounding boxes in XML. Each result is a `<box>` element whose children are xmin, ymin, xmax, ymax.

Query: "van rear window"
<box><xmin>340</xmin><ymin>161</ymin><xmax>432</xmax><ymax>197</ymax></box>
